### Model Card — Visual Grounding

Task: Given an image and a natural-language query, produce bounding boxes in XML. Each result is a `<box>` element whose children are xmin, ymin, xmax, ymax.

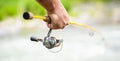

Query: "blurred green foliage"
<box><xmin>0</xmin><ymin>0</ymin><xmax>116</xmax><ymax>21</ymax></box>
<box><xmin>0</xmin><ymin>0</ymin><xmax>46</xmax><ymax>21</ymax></box>
<box><xmin>0</xmin><ymin>0</ymin><xmax>19</xmax><ymax>20</ymax></box>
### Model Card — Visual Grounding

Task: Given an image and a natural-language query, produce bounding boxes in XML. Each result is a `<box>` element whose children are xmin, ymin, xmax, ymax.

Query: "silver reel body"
<box><xmin>30</xmin><ymin>29</ymin><xmax>63</xmax><ymax>49</ymax></box>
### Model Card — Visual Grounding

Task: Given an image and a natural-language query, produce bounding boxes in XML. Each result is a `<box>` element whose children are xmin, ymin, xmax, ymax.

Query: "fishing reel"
<box><xmin>30</xmin><ymin>29</ymin><xmax>63</xmax><ymax>49</ymax></box>
<box><xmin>23</xmin><ymin>12</ymin><xmax>63</xmax><ymax>51</ymax></box>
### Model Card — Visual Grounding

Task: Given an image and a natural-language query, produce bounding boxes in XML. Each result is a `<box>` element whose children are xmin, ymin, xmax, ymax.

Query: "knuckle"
<box><xmin>59</xmin><ymin>24</ymin><xmax>65</xmax><ymax>29</ymax></box>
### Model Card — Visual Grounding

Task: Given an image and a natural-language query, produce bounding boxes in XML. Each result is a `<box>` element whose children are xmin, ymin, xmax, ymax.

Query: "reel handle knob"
<box><xmin>30</xmin><ymin>37</ymin><xmax>43</xmax><ymax>42</ymax></box>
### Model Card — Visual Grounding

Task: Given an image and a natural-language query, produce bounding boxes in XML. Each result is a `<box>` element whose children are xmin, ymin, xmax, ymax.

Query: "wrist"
<box><xmin>37</xmin><ymin>0</ymin><xmax>62</xmax><ymax>14</ymax></box>
<box><xmin>46</xmin><ymin>0</ymin><xmax>62</xmax><ymax>14</ymax></box>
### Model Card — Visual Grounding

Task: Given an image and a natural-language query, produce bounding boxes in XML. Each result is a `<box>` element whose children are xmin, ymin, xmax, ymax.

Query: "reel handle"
<box><xmin>30</xmin><ymin>37</ymin><xmax>43</xmax><ymax>42</ymax></box>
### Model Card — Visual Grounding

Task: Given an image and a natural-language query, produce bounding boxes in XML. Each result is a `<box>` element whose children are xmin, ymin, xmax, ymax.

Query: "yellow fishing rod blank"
<box><xmin>33</xmin><ymin>16</ymin><xmax>97</xmax><ymax>32</ymax></box>
<box><xmin>69</xmin><ymin>22</ymin><xmax>96</xmax><ymax>32</ymax></box>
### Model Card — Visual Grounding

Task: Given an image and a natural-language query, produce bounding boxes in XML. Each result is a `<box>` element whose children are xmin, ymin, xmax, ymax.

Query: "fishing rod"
<box><xmin>23</xmin><ymin>12</ymin><xmax>97</xmax><ymax>52</ymax></box>
<box><xmin>23</xmin><ymin>12</ymin><xmax>96</xmax><ymax>32</ymax></box>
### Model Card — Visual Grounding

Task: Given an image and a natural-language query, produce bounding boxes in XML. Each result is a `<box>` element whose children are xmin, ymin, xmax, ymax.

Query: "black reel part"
<box><xmin>30</xmin><ymin>37</ymin><xmax>43</xmax><ymax>42</ymax></box>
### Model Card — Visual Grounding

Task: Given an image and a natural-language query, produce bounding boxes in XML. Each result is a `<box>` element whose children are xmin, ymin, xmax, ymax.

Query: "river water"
<box><xmin>0</xmin><ymin>18</ymin><xmax>120</xmax><ymax>61</ymax></box>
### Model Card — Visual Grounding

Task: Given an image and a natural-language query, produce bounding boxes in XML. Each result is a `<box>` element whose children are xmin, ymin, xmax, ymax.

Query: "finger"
<box><xmin>50</xmin><ymin>24</ymin><xmax>61</xmax><ymax>29</ymax></box>
<box><xmin>48</xmin><ymin>24</ymin><xmax>55</xmax><ymax>29</ymax></box>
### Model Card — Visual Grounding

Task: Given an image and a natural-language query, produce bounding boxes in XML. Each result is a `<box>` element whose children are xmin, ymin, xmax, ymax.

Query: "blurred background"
<box><xmin>0</xmin><ymin>0</ymin><xmax>120</xmax><ymax>61</ymax></box>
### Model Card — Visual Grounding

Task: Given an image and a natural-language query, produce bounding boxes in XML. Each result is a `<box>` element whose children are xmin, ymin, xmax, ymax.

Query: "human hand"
<box><xmin>37</xmin><ymin>0</ymin><xmax>70</xmax><ymax>29</ymax></box>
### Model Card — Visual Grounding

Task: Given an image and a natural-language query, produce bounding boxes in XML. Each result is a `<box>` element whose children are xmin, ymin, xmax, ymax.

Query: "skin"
<box><xmin>37</xmin><ymin>0</ymin><xmax>70</xmax><ymax>29</ymax></box>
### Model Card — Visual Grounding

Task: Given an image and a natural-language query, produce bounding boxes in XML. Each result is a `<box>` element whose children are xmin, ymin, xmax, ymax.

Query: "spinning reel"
<box><xmin>23</xmin><ymin>12</ymin><xmax>63</xmax><ymax>50</ymax></box>
<box><xmin>30</xmin><ymin>29</ymin><xmax>63</xmax><ymax>49</ymax></box>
